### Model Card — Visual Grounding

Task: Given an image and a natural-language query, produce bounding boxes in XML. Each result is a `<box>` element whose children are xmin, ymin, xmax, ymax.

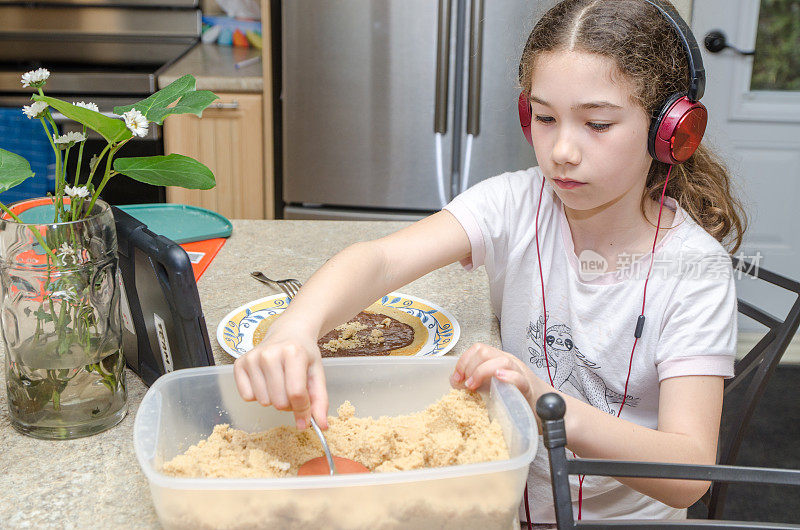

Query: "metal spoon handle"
<box><xmin>309</xmin><ymin>417</ymin><xmax>336</xmax><ymax>475</ymax></box>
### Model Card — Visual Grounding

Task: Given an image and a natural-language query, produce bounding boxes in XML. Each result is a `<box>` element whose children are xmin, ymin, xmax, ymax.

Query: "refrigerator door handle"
<box><xmin>466</xmin><ymin>0</ymin><xmax>484</xmax><ymax>137</ymax></box>
<box><xmin>461</xmin><ymin>0</ymin><xmax>484</xmax><ymax>194</ymax></box>
<box><xmin>434</xmin><ymin>0</ymin><xmax>452</xmax><ymax>134</ymax></box>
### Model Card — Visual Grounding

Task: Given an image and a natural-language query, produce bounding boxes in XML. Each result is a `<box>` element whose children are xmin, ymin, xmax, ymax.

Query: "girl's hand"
<box><xmin>233</xmin><ymin>322</ymin><xmax>329</xmax><ymax>431</ymax></box>
<box><xmin>450</xmin><ymin>343</ymin><xmax>538</xmax><ymax>404</ymax></box>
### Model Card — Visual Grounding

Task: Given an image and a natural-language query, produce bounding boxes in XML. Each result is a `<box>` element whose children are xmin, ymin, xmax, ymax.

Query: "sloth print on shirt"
<box><xmin>527</xmin><ymin>316</ymin><xmax>639</xmax><ymax>414</ymax></box>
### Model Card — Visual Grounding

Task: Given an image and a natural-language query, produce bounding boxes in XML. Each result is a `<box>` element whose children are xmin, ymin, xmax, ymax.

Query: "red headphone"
<box><xmin>518</xmin><ymin>0</ymin><xmax>708</xmax><ymax>165</ymax></box>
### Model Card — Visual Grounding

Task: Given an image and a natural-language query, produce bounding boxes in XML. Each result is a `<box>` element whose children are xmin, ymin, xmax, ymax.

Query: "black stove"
<box><xmin>0</xmin><ymin>0</ymin><xmax>201</xmax><ymax>205</ymax></box>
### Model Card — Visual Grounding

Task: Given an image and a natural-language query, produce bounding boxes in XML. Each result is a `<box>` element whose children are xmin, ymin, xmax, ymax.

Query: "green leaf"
<box><xmin>113</xmin><ymin>154</ymin><xmax>216</xmax><ymax>189</ymax></box>
<box><xmin>113</xmin><ymin>74</ymin><xmax>195</xmax><ymax>116</ymax></box>
<box><xmin>0</xmin><ymin>148</ymin><xmax>35</xmax><ymax>193</ymax></box>
<box><xmin>148</xmin><ymin>91</ymin><xmax>220</xmax><ymax>124</ymax></box>
<box><xmin>112</xmin><ymin>75</ymin><xmax>219</xmax><ymax>125</ymax></box>
<box><xmin>32</xmin><ymin>95</ymin><xmax>132</xmax><ymax>144</ymax></box>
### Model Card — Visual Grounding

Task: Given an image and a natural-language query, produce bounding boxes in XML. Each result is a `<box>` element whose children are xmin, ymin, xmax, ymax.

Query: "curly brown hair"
<box><xmin>519</xmin><ymin>0</ymin><xmax>747</xmax><ymax>253</ymax></box>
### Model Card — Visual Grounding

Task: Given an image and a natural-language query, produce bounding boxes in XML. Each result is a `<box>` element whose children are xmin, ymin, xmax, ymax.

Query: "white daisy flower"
<box><xmin>64</xmin><ymin>185</ymin><xmax>90</xmax><ymax>199</ymax></box>
<box><xmin>53</xmin><ymin>131</ymin><xmax>87</xmax><ymax>148</ymax></box>
<box><xmin>122</xmin><ymin>109</ymin><xmax>149</xmax><ymax>138</ymax></box>
<box><xmin>21</xmin><ymin>68</ymin><xmax>50</xmax><ymax>88</ymax></box>
<box><xmin>22</xmin><ymin>101</ymin><xmax>48</xmax><ymax>119</ymax></box>
<box><xmin>73</xmin><ymin>101</ymin><xmax>99</xmax><ymax>112</ymax></box>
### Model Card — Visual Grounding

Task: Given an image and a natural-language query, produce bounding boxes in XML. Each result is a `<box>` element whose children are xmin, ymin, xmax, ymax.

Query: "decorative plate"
<box><xmin>217</xmin><ymin>292</ymin><xmax>460</xmax><ymax>358</ymax></box>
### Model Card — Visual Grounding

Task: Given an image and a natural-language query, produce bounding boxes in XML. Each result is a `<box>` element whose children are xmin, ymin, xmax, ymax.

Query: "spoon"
<box><xmin>297</xmin><ymin>417</ymin><xmax>370</xmax><ymax>476</ymax></box>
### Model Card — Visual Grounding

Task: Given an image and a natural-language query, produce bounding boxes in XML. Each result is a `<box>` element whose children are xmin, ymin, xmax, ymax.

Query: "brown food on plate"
<box><xmin>252</xmin><ymin>303</ymin><xmax>428</xmax><ymax>357</ymax></box>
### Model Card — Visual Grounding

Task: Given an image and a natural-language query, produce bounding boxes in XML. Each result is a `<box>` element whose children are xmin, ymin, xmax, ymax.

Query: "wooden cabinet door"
<box><xmin>164</xmin><ymin>92</ymin><xmax>266</xmax><ymax>219</ymax></box>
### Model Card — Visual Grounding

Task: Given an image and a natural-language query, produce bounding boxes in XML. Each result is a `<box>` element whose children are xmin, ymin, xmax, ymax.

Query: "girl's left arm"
<box><xmin>544</xmin><ymin>373</ymin><xmax>722</xmax><ymax>509</ymax></box>
<box><xmin>453</xmin><ymin>345</ymin><xmax>723</xmax><ymax>509</ymax></box>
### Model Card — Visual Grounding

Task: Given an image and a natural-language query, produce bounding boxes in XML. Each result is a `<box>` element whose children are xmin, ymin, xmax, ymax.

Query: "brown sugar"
<box><xmin>367</xmin><ymin>329</ymin><xmax>384</xmax><ymax>344</ymax></box>
<box><xmin>321</xmin><ymin>321</ymin><xmax>370</xmax><ymax>353</ymax></box>
<box><xmin>161</xmin><ymin>389</ymin><xmax>509</xmax><ymax>479</ymax></box>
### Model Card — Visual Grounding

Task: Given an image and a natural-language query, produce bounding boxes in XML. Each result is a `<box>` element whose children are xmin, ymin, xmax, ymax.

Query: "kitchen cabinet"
<box><xmin>164</xmin><ymin>92</ymin><xmax>272</xmax><ymax>219</ymax></box>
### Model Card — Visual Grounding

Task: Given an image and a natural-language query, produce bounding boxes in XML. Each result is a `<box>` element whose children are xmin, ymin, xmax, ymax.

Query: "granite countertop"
<box><xmin>0</xmin><ymin>220</ymin><xmax>499</xmax><ymax>528</ymax></box>
<box><xmin>158</xmin><ymin>43</ymin><xmax>263</xmax><ymax>93</ymax></box>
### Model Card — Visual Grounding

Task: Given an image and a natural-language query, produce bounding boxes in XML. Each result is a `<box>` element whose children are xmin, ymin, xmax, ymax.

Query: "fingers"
<box><xmin>233</xmin><ymin>339</ymin><xmax>328</xmax><ymax>432</ymax></box>
<box><xmin>233</xmin><ymin>358</ymin><xmax>254</xmax><ymax>401</ymax></box>
<box><xmin>284</xmin><ymin>353</ymin><xmax>312</xmax><ymax>430</ymax></box>
<box><xmin>452</xmin><ymin>342</ymin><xmax>488</xmax><ymax>387</ymax></box>
<box><xmin>451</xmin><ymin>343</ymin><xmax>532</xmax><ymax>396</ymax></box>
<box><xmin>451</xmin><ymin>343</ymin><xmax>505</xmax><ymax>389</ymax></box>
<box><xmin>261</xmin><ymin>350</ymin><xmax>289</xmax><ymax>411</ymax></box>
<box><xmin>236</xmin><ymin>352</ymin><xmax>272</xmax><ymax>406</ymax></box>
<box><xmin>495</xmin><ymin>368</ymin><xmax>533</xmax><ymax>401</ymax></box>
<box><xmin>307</xmin><ymin>362</ymin><xmax>330</xmax><ymax>430</ymax></box>
<box><xmin>463</xmin><ymin>356</ymin><xmax>516</xmax><ymax>391</ymax></box>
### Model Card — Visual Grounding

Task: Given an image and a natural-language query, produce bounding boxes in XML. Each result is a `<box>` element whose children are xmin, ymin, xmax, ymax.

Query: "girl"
<box><xmin>233</xmin><ymin>0</ymin><xmax>747</xmax><ymax>522</ymax></box>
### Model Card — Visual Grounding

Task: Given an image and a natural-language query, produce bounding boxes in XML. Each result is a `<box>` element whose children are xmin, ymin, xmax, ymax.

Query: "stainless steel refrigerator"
<box><xmin>281</xmin><ymin>0</ymin><xmax>546</xmax><ymax>220</ymax></box>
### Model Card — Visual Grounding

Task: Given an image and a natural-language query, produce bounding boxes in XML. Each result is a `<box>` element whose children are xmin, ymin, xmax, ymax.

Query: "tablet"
<box><xmin>113</xmin><ymin>206</ymin><xmax>215</xmax><ymax>386</ymax></box>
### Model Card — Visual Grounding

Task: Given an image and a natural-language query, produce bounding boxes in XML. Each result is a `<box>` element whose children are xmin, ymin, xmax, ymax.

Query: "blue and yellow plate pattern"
<box><xmin>217</xmin><ymin>292</ymin><xmax>460</xmax><ymax>358</ymax></box>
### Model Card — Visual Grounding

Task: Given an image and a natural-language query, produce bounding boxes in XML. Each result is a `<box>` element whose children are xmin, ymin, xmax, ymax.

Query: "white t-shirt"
<box><xmin>444</xmin><ymin>166</ymin><xmax>737</xmax><ymax>523</ymax></box>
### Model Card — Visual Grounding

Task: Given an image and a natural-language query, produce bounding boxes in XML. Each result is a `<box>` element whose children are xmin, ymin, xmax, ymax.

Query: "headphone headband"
<box><xmin>517</xmin><ymin>0</ymin><xmax>709</xmax><ymax>164</ymax></box>
<box><xmin>641</xmin><ymin>0</ymin><xmax>705</xmax><ymax>101</ymax></box>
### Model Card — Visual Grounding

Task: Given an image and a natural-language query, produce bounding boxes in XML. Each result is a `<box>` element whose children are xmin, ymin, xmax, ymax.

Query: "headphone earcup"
<box><xmin>518</xmin><ymin>92</ymin><xmax>533</xmax><ymax>147</ymax></box>
<box><xmin>648</xmin><ymin>93</ymin><xmax>708</xmax><ymax>164</ymax></box>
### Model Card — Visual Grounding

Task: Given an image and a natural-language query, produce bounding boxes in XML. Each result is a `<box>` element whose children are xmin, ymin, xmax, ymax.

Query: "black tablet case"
<box><xmin>113</xmin><ymin>206</ymin><xmax>214</xmax><ymax>386</ymax></box>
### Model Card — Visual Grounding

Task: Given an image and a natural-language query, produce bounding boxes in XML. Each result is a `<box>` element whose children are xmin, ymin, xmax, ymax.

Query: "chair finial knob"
<box><xmin>536</xmin><ymin>393</ymin><xmax>566</xmax><ymax>421</ymax></box>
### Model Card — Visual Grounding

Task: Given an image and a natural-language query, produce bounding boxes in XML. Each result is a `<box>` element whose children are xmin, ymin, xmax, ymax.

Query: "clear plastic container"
<box><xmin>134</xmin><ymin>357</ymin><xmax>537</xmax><ymax>529</ymax></box>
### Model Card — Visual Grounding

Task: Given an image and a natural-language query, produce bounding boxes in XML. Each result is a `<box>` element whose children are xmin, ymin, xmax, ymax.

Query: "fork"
<box><xmin>250</xmin><ymin>271</ymin><xmax>303</xmax><ymax>300</ymax></box>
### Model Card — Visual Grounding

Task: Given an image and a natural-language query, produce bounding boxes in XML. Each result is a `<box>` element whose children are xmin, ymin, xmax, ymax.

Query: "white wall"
<box><xmin>671</xmin><ymin>0</ymin><xmax>694</xmax><ymax>21</ymax></box>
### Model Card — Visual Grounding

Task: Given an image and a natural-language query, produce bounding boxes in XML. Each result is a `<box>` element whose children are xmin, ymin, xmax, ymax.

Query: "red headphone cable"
<box><xmin>525</xmin><ymin>165</ymin><xmax>673</xmax><ymax>524</ymax></box>
<box><xmin>535</xmin><ymin>177</ymin><xmax>553</xmax><ymax>386</ymax></box>
<box><xmin>618</xmin><ymin>164</ymin><xmax>674</xmax><ymax>413</ymax></box>
<box><xmin>523</xmin><ymin>176</ymin><xmax>550</xmax><ymax>530</ymax></box>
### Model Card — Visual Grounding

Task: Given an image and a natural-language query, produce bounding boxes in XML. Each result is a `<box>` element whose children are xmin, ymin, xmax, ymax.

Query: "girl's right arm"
<box><xmin>233</xmin><ymin>210</ymin><xmax>472</xmax><ymax>431</ymax></box>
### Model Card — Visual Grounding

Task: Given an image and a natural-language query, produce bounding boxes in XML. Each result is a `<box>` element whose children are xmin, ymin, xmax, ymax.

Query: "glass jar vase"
<box><xmin>1</xmin><ymin>199</ymin><xmax>126</xmax><ymax>439</ymax></box>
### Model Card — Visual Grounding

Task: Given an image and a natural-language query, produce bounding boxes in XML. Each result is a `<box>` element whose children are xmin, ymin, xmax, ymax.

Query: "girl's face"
<box><xmin>529</xmin><ymin>50</ymin><xmax>653</xmax><ymax>213</ymax></box>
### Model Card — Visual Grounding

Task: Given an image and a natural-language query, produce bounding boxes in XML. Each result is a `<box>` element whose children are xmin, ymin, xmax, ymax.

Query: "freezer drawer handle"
<box><xmin>434</xmin><ymin>0</ymin><xmax>453</xmax><ymax>134</ymax></box>
<box><xmin>466</xmin><ymin>0</ymin><xmax>484</xmax><ymax>136</ymax></box>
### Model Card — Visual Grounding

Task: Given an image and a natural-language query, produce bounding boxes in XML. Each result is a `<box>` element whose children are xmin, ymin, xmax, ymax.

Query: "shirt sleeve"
<box><xmin>443</xmin><ymin>195</ymin><xmax>486</xmax><ymax>271</ymax></box>
<box><xmin>443</xmin><ymin>170</ymin><xmax>538</xmax><ymax>272</ymax></box>
<box><xmin>655</xmin><ymin>254</ymin><xmax>738</xmax><ymax>381</ymax></box>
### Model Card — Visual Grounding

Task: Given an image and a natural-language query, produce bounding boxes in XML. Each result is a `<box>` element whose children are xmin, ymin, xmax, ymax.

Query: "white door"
<box><xmin>692</xmin><ymin>0</ymin><xmax>800</xmax><ymax>360</ymax></box>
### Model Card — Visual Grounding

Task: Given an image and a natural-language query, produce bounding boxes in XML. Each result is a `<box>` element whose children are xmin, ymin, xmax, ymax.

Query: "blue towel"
<box><xmin>0</xmin><ymin>107</ymin><xmax>56</xmax><ymax>205</ymax></box>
